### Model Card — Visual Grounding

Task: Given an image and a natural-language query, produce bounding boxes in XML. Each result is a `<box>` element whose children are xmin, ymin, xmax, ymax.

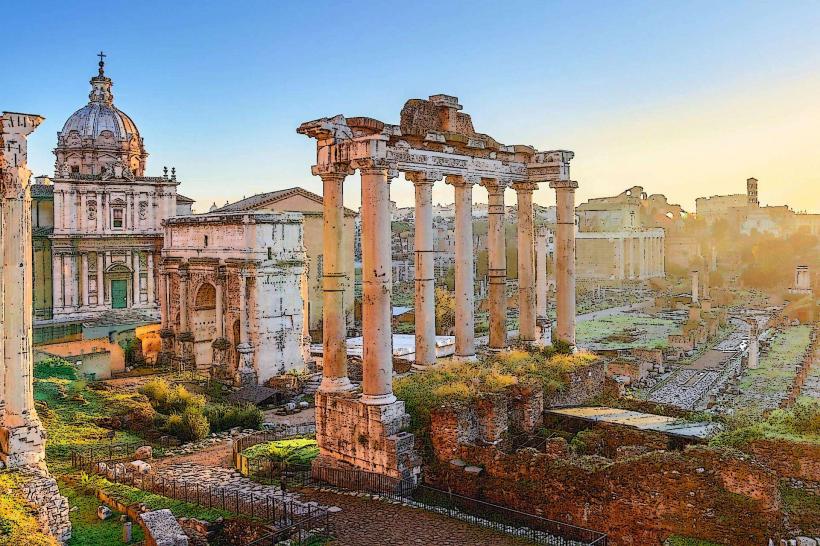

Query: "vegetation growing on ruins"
<box><xmin>738</xmin><ymin>325</ymin><xmax>811</xmax><ymax>394</ymax></box>
<box><xmin>709</xmin><ymin>398</ymin><xmax>820</xmax><ymax>447</ymax></box>
<box><xmin>576</xmin><ymin>314</ymin><xmax>675</xmax><ymax>350</ymax></box>
<box><xmin>0</xmin><ymin>472</ymin><xmax>57</xmax><ymax>546</ymax></box>
<box><xmin>242</xmin><ymin>438</ymin><xmax>319</xmax><ymax>464</ymax></box>
<box><xmin>59</xmin><ymin>480</ymin><xmax>144</xmax><ymax>546</ymax></box>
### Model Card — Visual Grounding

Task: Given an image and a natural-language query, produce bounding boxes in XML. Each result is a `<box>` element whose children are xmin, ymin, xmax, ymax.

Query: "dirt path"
<box><xmin>154</xmin><ymin>439</ymin><xmax>234</xmax><ymax>469</ymax></box>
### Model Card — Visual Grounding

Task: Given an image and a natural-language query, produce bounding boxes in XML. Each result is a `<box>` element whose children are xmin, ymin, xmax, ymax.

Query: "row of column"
<box><xmin>615</xmin><ymin>233</ymin><xmax>664</xmax><ymax>279</ymax></box>
<box><xmin>53</xmin><ymin>188</ymin><xmax>171</xmax><ymax>233</ymax></box>
<box><xmin>51</xmin><ymin>250</ymin><xmax>157</xmax><ymax>310</ymax></box>
<box><xmin>317</xmin><ymin>161</ymin><xmax>578</xmax><ymax>404</ymax></box>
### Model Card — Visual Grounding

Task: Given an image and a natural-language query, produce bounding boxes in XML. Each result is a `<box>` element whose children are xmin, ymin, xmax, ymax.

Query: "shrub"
<box><xmin>243</xmin><ymin>438</ymin><xmax>319</xmax><ymax>464</ymax></box>
<box><xmin>164</xmin><ymin>407</ymin><xmax>210</xmax><ymax>442</ymax></box>
<box><xmin>34</xmin><ymin>357</ymin><xmax>77</xmax><ymax>380</ymax></box>
<box><xmin>139</xmin><ymin>379</ymin><xmax>205</xmax><ymax>415</ymax></box>
<box><xmin>203</xmin><ymin>403</ymin><xmax>263</xmax><ymax>432</ymax></box>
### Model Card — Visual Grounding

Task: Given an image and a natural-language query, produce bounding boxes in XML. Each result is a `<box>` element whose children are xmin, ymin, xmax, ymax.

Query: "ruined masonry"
<box><xmin>299</xmin><ymin>95</ymin><xmax>578</xmax><ymax>480</ymax></box>
<box><xmin>1</xmin><ymin>111</ymin><xmax>71</xmax><ymax>542</ymax></box>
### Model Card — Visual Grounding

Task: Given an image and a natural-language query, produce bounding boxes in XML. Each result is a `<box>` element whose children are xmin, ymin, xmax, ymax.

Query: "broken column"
<box><xmin>448</xmin><ymin>175</ymin><xmax>477</xmax><ymax>362</ymax></box>
<box><xmin>536</xmin><ymin>226</ymin><xmax>552</xmax><ymax>346</ymax></box>
<box><xmin>514</xmin><ymin>182</ymin><xmax>538</xmax><ymax>343</ymax></box>
<box><xmin>1</xmin><ymin>112</ymin><xmax>47</xmax><ymax>467</ymax></box>
<box><xmin>318</xmin><ymin>167</ymin><xmax>354</xmax><ymax>390</ymax></box>
<box><xmin>481</xmin><ymin>178</ymin><xmax>507</xmax><ymax>350</ymax></box>
<box><xmin>747</xmin><ymin>319</ymin><xmax>759</xmax><ymax>369</ymax></box>
<box><xmin>691</xmin><ymin>270</ymin><xmax>699</xmax><ymax>304</ymax></box>
<box><xmin>408</xmin><ymin>170</ymin><xmax>439</xmax><ymax>367</ymax></box>
<box><xmin>551</xmin><ymin>180</ymin><xmax>578</xmax><ymax>348</ymax></box>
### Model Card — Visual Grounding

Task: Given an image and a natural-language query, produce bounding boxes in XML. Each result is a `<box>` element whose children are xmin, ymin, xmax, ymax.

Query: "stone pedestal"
<box><xmin>314</xmin><ymin>391</ymin><xmax>421</xmax><ymax>482</ymax></box>
<box><xmin>177</xmin><ymin>331</ymin><xmax>194</xmax><ymax>371</ymax></box>
<box><xmin>210</xmin><ymin>337</ymin><xmax>231</xmax><ymax>381</ymax></box>
<box><xmin>158</xmin><ymin>328</ymin><xmax>175</xmax><ymax>367</ymax></box>
<box><xmin>234</xmin><ymin>343</ymin><xmax>257</xmax><ymax>386</ymax></box>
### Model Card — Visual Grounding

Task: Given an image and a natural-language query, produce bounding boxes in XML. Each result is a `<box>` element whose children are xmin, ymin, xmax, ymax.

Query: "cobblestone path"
<box><xmin>297</xmin><ymin>489</ymin><xmax>533</xmax><ymax>546</ymax></box>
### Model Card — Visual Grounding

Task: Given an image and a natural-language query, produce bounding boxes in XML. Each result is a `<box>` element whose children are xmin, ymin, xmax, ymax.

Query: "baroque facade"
<box><xmin>33</xmin><ymin>56</ymin><xmax>190</xmax><ymax>323</ymax></box>
<box><xmin>160</xmin><ymin>211</ymin><xmax>308</xmax><ymax>385</ymax></box>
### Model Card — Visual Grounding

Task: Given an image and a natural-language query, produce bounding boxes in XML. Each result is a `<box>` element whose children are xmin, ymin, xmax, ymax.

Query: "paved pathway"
<box><xmin>297</xmin><ymin>489</ymin><xmax>533</xmax><ymax>546</ymax></box>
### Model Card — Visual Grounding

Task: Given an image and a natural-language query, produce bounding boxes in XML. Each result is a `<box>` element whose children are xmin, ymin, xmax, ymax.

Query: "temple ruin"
<box><xmin>298</xmin><ymin>94</ymin><xmax>578</xmax><ymax>478</ymax></box>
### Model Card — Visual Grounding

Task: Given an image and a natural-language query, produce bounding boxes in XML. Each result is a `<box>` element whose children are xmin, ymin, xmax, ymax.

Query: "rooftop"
<box><xmin>212</xmin><ymin>187</ymin><xmax>356</xmax><ymax>216</ymax></box>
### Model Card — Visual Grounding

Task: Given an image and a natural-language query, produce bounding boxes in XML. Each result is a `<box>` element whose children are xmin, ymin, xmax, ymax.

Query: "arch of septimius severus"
<box><xmin>298</xmin><ymin>94</ymin><xmax>578</xmax><ymax>479</ymax></box>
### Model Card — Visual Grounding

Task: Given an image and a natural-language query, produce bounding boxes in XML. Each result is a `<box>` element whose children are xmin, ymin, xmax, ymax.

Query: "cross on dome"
<box><xmin>97</xmin><ymin>50</ymin><xmax>106</xmax><ymax>76</ymax></box>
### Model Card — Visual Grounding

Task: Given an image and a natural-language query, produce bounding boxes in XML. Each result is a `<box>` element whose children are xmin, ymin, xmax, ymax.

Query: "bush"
<box><xmin>203</xmin><ymin>403</ymin><xmax>263</xmax><ymax>432</ymax></box>
<box><xmin>34</xmin><ymin>357</ymin><xmax>78</xmax><ymax>380</ymax></box>
<box><xmin>243</xmin><ymin>438</ymin><xmax>319</xmax><ymax>464</ymax></box>
<box><xmin>164</xmin><ymin>407</ymin><xmax>210</xmax><ymax>442</ymax></box>
<box><xmin>139</xmin><ymin>379</ymin><xmax>205</xmax><ymax>415</ymax></box>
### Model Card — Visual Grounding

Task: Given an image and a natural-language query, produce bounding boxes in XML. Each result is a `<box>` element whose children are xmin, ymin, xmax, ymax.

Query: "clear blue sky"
<box><xmin>7</xmin><ymin>0</ymin><xmax>820</xmax><ymax>212</ymax></box>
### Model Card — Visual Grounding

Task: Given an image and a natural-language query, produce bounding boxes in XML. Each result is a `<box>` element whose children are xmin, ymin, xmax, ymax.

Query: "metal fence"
<box><xmin>233</xmin><ymin>424</ymin><xmax>317</xmax><ymax>475</ymax></box>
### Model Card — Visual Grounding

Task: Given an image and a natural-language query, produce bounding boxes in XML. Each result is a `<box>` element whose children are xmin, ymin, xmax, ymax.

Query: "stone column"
<box><xmin>53</xmin><ymin>190</ymin><xmax>62</xmax><ymax>231</ymax></box>
<box><xmin>536</xmin><ymin>226</ymin><xmax>552</xmax><ymax>346</ymax></box>
<box><xmin>96</xmin><ymin>252</ymin><xmax>104</xmax><ymax>306</ymax></box>
<box><xmin>211</xmin><ymin>263</ymin><xmax>229</xmax><ymax>379</ymax></box>
<box><xmin>359</xmin><ymin>161</ymin><xmax>397</xmax><ymax>404</ymax></box>
<box><xmin>179</xmin><ymin>265</ymin><xmax>189</xmax><ymax>332</ymax></box>
<box><xmin>52</xmin><ymin>253</ymin><xmax>63</xmax><ymax>311</ymax></box>
<box><xmin>747</xmin><ymin>319</ymin><xmax>759</xmax><ymax>369</ymax></box>
<box><xmin>1</xmin><ymin>111</ymin><xmax>46</xmax><ymax>467</ymax></box>
<box><xmin>132</xmin><ymin>251</ymin><xmax>141</xmax><ymax>307</ymax></box>
<box><xmin>550</xmin><ymin>180</ymin><xmax>579</xmax><ymax>347</ymax></box>
<box><xmin>691</xmin><ymin>270</ymin><xmax>699</xmax><ymax>304</ymax></box>
<box><xmin>481</xmin><ymin>178</ymin><xmax>507</xmax><ymax>350</ymax></box>
<box><xmin>235</xmin><ymin>269</ymin><xmax>256</xmax><ymax>385</ymax></box>
<box><xmin>318</xmin><ymin>169</ymin><xmax>353</xmax><ymax>391</ymax></box>
<box><xmin>158</xmin><ymin>264</ymin><xmax>174</xmax><ymax>366</ymax></box>
<box><xmin>147</xmin><ymin>252</ymin><xmax>155</xmax><ymax>305</ymax></box>
<box><xmin>65</xmin><ymin>253</ymin><xmax>76</xmax><ymax>310</ymax></box>
<box><xmin>78</xmin><ymin>191</ymin><xmax>85</xmax><ymax>231</ymax></box>
<box><xmin>514</xmin><ymin>182</ymin><xmax>538</xmax><ymax>343</ymax></box>
<box><xmin>447</xmin><ymin>175</ymin><xmax>477</xmax><ymax>362</ymax></box>
<box><xmin>81</xmin><ymin>253</ymin><xmax>89</xmax><ymax>308</ymax></box>
<box><xmin>639</xmin><ymin>234</ymin><xmax>646</xmax><ymax>279</ymax></box>
<box><xmin>408</xmin><ymin>171</ymin><xmax>438</xmax><ymax>367</ymax></box>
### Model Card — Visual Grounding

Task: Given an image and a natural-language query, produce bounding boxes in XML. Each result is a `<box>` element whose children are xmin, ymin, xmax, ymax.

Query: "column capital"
<box><xmin>479</xmin><ymin>177</ymin><xmax>508</xmax><ymax>194</ymax></box>
<box><xmin>352</xmin><ymin>157</ymin><xmax>398</xmax><ymax>178</ymax></box>
<box><xmin>311</xmin><ymin>163</ymin><xmax>353</xmax><ymax>179</ymax></box>
<box><xmin>549</xmin><ymin>179</ymin><xmax>579</xmax><ymax>190</ymax></box>
<box><xmin>405</xmin><ymin>170</ymin><xmax>443</xmax><ymax>185</ymax></box>
<box><xmin>445</xmin><ymin>174</ymin><xmax>479</xmax><ymax>187</ymax></box>
<box><xmin>512</xmin><ymin>181</ymin><xmax>539</xmax><ymax>193</ymax></box>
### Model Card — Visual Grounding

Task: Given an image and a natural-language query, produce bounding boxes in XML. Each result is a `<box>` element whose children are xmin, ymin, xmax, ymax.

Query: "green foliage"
<box><xmin>242</xmin><ymin>438</ymin><xmax>319</xmax><ymax>464</ymax></box>
<box><xmin>163</xmin><ymin>407</ymin><xmax>210</xmax><ymax>442</ymax></box>
<box><xmin>434</xmin><ymin>287</ymin><xmax>456</xmax><ymax>335</ymax></box>
<box><xmin>710</xmin><ymin>398</ymin><xmax>820</xmax><ymax>447</ymax></box>
<box><xmin>34</xmin><ymin>357</ymin><xmax>78</xmax><ymax>380</ymax></box>
<box><xmin>737</xmin><ymin>325</ymin><xmax>812</xmax><ymax>397</ymax></box>
<box><xmin>139</xmin><ymin>379</ymin><xmax>205</xmax><ymax>415</ymax></box>
<box><xmin>576</xmin><ymin>314</ymin><xmax>675</xmax><ymax>350</ymax></box>
<box><xmin>59</xmin><ymin>480</ymin><xmax>144</xmax><ymax>546</ymax></box>
<box><xmin>203</xmin><ymin>403</ymin><xmax>263</xmax><ymax>432</ymax></box>
<box><xmin>0</xmin><ymin>473</ymin><xmax>58</xmax><ymax>546</ymax></box>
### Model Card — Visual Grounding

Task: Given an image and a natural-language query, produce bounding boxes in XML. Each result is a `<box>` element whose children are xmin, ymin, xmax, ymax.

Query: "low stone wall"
<box><xmin>18</xmin><ymin>466</ymin><xmax>72</xmax><ymax>543</ymax></box>
<box><xmin>545</xmin><ymin>360</ymin><xmax>607</xmax><ymax>407</ymax></box>
<box><xmin>430</xmin><ymin>443</ymin><xmax>784</xmax><ymax>545</ymax></box>
<box><xmin>747</xmin><ymin>439</ymin><xmax>820</xmax><ymax>482</ymax></box>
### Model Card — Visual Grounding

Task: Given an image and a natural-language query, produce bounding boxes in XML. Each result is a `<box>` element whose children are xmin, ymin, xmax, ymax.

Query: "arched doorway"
<box><xmin>192</xmin><ymin>283</ymin><xmax>217</xmax><ymax>368</ymax></box>
<box><xmin>105</xmin><ymin>263</ymin><xmax>132</xmax><ymax>309</ymax></box>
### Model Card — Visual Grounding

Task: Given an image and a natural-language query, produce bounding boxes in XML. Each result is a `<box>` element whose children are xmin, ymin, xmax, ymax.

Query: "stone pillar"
<box><xmin>747</xmin><ymin>319</ymin><xmax>759</xmax><ymax>369</ymax></box>
<box><xmin>514</xmin><ymin>182</ymin><xmax>537</xmax><ymax>343</ymax></box>
<box><xmin>179</xmin><ymin>265</ymin><xmax>189</xmax><ymax>332</ymax></box>
<box><xmin>53</xmin><ymin>190</ymin><xmax>62</xmax><ymax>231</ymax></box>
<box><xmin>318</xmin><ymin>169</ymin><xmax>353</xmax><ymax>391</ymax></box>
<box><xmin>482</xmin><ymin>178</ymin><xmax>507</xmax><ymax>350</ymax></box>
<box><xmin>96</xmin><ymin>253</ymin><xmax>104</xmax><ymax>307</ymax></box>
<box><xmin>78</xmin><ymin>191</ymin><xmax>85</xmax><ymax>231</ymax></box>
<box><xmin>65</xmin><ymin>253</ymin><xmax>76</xmax><ymax>310</ymax></box>
<box><xmin>52</xmin><ymin>253</ymin><xmax>63</xmax><ymax>311</ymax></box>
<box><xmin>1</xmin><ymin>111</ymin><xmax>46</xmax><ymax>467</ymax></box>
<box><xmin>691</xmin><ymin>270</ymin><xmax>699</xmax><ymax>304</ymax></box>
<box><xmin>551</xmin><ymin>180</ymin><xmax>578</xmax><ymax>347</ymax></box>
<box><xmin>447</xmin><ymin>175</ymin><xmax>477</xmax><ymax>362</ymax></box>
<box><xmin>408</xmin><ymin>171</ymin><xmax>438</xmax><ymax>367</ymax></box>
<box><xmin>132</xmin><ymin>250</ymin><xmax>140</xmax><ymax>306</ymax></box>
<box><xmin>211</xmin><ymin>263</ymin><xmax>230</xmax><ymax>379</ymax></box>
<box><xmin>81</xmin><ymin>253</ymin><xmax>89</xmax><ymax>308</ymax></box>
<box><xmin>235</xmin><ymin>269</ymin><xmax>257</xmax><ymax>385</ymax></box>
<box><xmin>158</xmin><ymin>265</ymin><xmax>174</xmax><ymax>366</ymax></box>
<box><xmin>146</xmin><ymin>252</ymin><xmax>155</xmax><ymax>305</ymax></box>
<box><xmin>359</xmin><ymin>161</ymin><xmax>397</xmax><ymax>404</ymax></box>
<box><xmin>536</xmin><ymin>226</ymin><xmax>552</xmax><ymax>346</ymax></box>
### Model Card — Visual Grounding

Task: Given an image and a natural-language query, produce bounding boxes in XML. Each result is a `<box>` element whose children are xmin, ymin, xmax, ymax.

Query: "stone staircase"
<box><xmin>303</xmin><ymin>373</ymin><xmax>323</xmax><ymax>395</ymax></box>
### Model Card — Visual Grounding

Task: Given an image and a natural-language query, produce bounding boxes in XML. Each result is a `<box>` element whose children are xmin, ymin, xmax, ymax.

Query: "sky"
<box><xmin>6</xmin><ymin>0</ymin><xmax>820</xmax><ymax>213</ymax></box>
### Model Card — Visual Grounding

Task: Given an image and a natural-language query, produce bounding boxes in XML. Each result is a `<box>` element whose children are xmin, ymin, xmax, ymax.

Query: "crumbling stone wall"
<box><xmin>18</xmin><ymin>466</ymin><xmax>72</xmax><ymax>543</ymax></box>
<box><xmin>746</xmin><ymin>439</ymin><xmax>820</xmax><ymax>482</ymax></box>
<box><xmin>545</xmin><ymin>360</ymin><xmax>607</xmax><ymax>407</ymax></box>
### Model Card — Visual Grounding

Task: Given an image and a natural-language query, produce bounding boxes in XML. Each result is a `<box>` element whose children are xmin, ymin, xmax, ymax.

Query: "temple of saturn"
<box><xmin>298</xmin><ymin>94</ymin><xmax>578</xmax><ymax>479</ymax></box>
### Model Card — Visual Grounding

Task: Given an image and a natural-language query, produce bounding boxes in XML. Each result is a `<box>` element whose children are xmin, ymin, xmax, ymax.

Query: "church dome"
<box><xmin>61</xmin><ymin>102</ymin><xmax>139</xmax><ymax>141</ymax></box>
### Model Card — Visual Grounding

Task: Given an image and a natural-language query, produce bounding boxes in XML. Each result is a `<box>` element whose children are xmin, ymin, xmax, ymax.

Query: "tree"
<box><xmin>434</xmin><ymin>287</ymin><xmax>456</xmax><ymax>335</ymax></box>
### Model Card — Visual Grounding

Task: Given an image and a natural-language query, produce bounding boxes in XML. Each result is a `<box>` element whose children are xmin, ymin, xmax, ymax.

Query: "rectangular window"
<box><xmin>113</xmin><ymin>208</ymin><xmax>123</xmax><ymax>228</ymax></box>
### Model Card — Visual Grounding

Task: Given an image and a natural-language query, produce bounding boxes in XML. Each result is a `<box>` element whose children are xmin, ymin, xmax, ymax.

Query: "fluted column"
<box><xmin>481</xmin><ymin>178</ymin><xmax>507</xmax><ymax>350</ymax></box>
<box><xmin>359</xmin><ymin>161</ymin><xmax>397</xmax><ymax>405</ymax></box>
<box><xmin>447</xmin><ymin>175</ymin><xmax>477</xmax><ymax>361</ymax></box>
<box><xmin>551</xmin><ymin>180</ymin><xmax>579</xmax><ymax>347</ymax></box>
<box><xmin>514</xmin><ymin>182</ymin><xmax>538</xmax><ymax>343</ymax></box>
<box><xmin>408</xmin><ymin>171</ymin><xmax>438</xmax><ymax>367</ymax></box>
<box><xmin>318</xmin><ymin>169</ymin><xmax>354</xmax><ymax>391</ymax></box>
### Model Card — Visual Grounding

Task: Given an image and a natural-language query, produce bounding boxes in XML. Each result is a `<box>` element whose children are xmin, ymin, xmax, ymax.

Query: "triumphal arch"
<box><xmin>298</xmin><ymin>95</ymin><xmax>578</xmax><ymax>479</ymax></box>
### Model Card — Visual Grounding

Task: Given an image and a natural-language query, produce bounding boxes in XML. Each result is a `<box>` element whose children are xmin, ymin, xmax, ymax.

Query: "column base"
<box><xmin>314</xmin><ymin>391</ymin><xmax>421</xmax><ymax>482</ymax></box>
<box><xmin>535</xmin><ymin>320</ymin><xmax>553</xmax><ymax>347</ymax></box>
<box><xmin>452</xmin><ymin>354</ymin><xmax>478</xmax><ymax>364</ymax></box>
<box><xmin>0</xmin><ymin>421</ymin><xmax>46</xmax><ymax>469</ymax></box>
<box><xmin>234</xmin><ymin>343</ymin><xmax>257</xmax><ymax>386</ymax></box>
<box><xmin>360</xmin><ymin>392</ymin><xmax>398</xmax><ymax>406</ymax></box>
<box><xmin>318</xmin><ymin>375</ymin><xmax>356</xmax><ymax>393</ymax></box>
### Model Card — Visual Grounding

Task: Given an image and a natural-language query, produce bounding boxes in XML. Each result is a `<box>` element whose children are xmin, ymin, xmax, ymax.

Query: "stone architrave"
<box><xmin>1</xmin><ymin>111</ymin><xmax>47</xmax><ymax>467</ymax></box>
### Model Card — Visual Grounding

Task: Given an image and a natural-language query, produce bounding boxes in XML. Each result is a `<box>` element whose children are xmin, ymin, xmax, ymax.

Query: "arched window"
<box><xmin>195</xmin><ymin>283</ymin><xmax>216</xmax><ymax>310</ymax></box>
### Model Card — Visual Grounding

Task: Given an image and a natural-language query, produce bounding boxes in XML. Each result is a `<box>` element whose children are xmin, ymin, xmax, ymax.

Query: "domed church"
<box><xmin>32</xmin><ymin>54</ymin><xmax>193</xmax><ymax>325</ymax></box>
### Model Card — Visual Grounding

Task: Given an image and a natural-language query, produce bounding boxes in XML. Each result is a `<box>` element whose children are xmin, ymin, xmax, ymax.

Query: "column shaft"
<box><xmin>552</xmin><ymin>182</ymin><xmax>578</xmax><ymax>347</ymax></box>
<box><xmin>215</xmin><ymin>268</ymin><xmax>224</xmax><ymax>339</ymax></box>
<box><xmin>320</xmin><ymin>172</ymin><xmax>352</xmax><ymax>391</ymax></box>
<box><xmin>52</xmin><ymin>253</ymin><xmax>63</xmax><ymax>310</ymax></box>
<box><xmin>96</xmin><ymin>252</ymin><xmax>104</xmax><ymax>306</ymax></box>
<box><xmin>81</xmin><ymin>253</ymin><xmax>89</xmax><ymax>307</ymax></box>
<box><xmin>132</xmin><ymin>251</ymin><xmax>141</xmax><ymax>306</ymax></box>
<box><xmin>179</xmin><ymin>268</ymin><xmax>189</xmax><ymax>332</ymax></box>
<box><xmin>411</xmin><ymin>173</ymin><xmax>436</xmax><ymax>366</ymax></box>
<box><xmin>514</xmin><ymin>184</ymin><xmax>537</xmax><ymax>342</ymax></box>
<box><xmin>147</xmin><ymin>252</ymin><xmax>155</xmax><ymax>305</ymax></box>
<box><xmin>360</xmin><ymin>165</ymin><xmax>396</xmax><ymax>404</ymax></box>
<box><xmin>483</xmin><ymin>180</ymin><xmax>507</xmax><ymax>349</ymax></box>
<box><xmin>450</xmin><ymin>176</ymin><xmax>476</xmax><ymax>360</ymax></box>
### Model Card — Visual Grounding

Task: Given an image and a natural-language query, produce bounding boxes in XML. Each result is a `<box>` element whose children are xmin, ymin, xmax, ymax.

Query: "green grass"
<box><xmin>665</xmin><ymin>536</ymin><xmax>725</xmax><ymax>546</ymax></box>
<box><xmin>59</xmin><ymin>480</ymin><xmax>144</xmax><ymax>546</ymax></box>
<box><xmin>576</xmin><ymin>314</ymin><xmax>675</xmax><ymax>350</ymax></box>
<box><xmin>242</xmin><ymin>438</ymin><xmax>319</xmax><ymax>464</ymax></box>
<box><xmin>737</xmin><ymin>325</ymin><xmax>811</xmax><ymax>395</ymax></box>
<box><xmin>709</xmin><ymin>397</ymin><xmax>820</xmax><ymax>447</ymax></box>
<box><xmin>0</xmin><ymin>472</ymin><xmax>57</xmax><ymax>546</ymax></box>
<box><xmin>780</xmin><ymin>483</ymin><xmax>820</xmax><ymax>529</ymax></box>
